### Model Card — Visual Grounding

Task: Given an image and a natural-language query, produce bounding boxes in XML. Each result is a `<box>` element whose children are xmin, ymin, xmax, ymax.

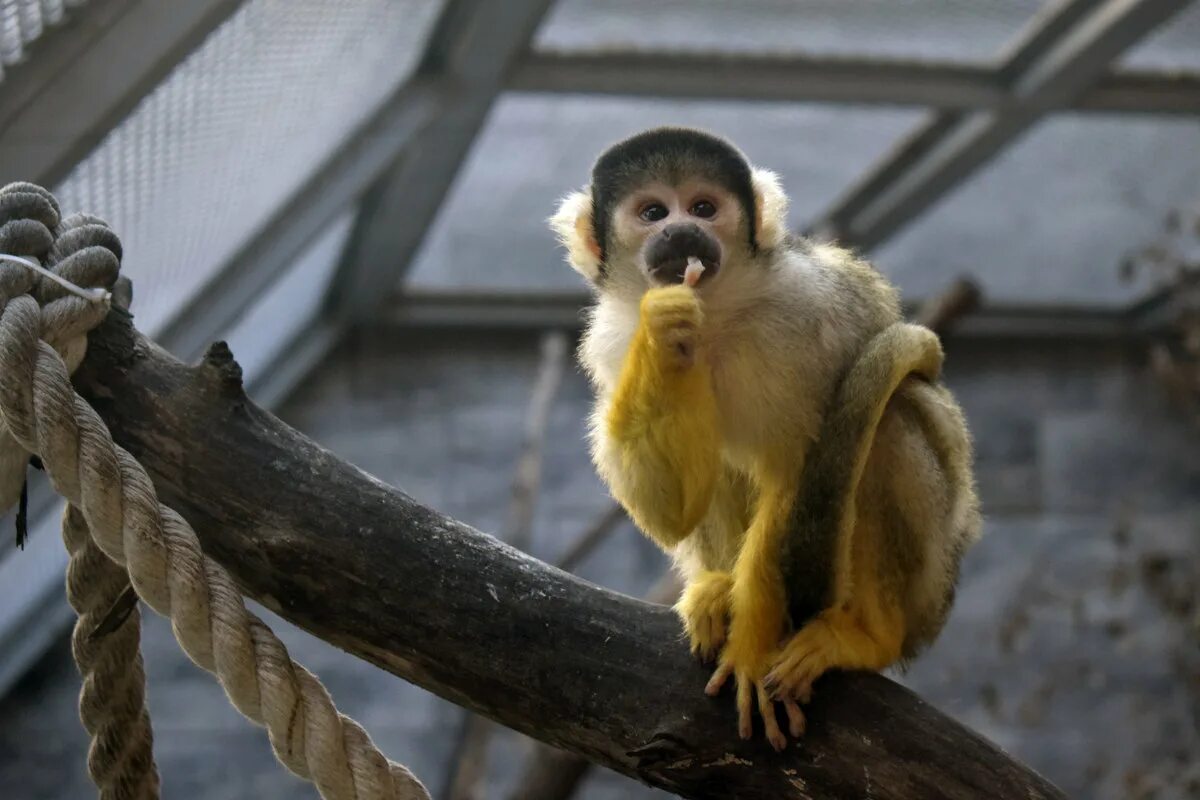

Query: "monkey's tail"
<box><xmin>782</xmin><ymin>322</ymin><xmax>943</xmax><ymax>625</ymax></box>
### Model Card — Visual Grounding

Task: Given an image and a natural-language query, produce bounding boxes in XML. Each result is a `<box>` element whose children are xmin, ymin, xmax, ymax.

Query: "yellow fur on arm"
<box><xmin>600</xmin><ymin>288</ymin><xmax>720</xmax><ymax>549</ymax></box>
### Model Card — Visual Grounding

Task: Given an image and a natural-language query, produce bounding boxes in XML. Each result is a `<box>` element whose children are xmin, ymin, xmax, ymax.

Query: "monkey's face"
<box><xmin>609</xmin><ymin>179</ymin><xmax>748</xmax><ymax>291</ymax></box>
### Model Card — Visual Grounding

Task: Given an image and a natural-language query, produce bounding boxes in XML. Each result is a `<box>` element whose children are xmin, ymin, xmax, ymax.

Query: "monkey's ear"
<box><xmin>751</xmin><ymin>168</ymin><xmax>789</xmax><ymax>251</ymax></box>
<box><xmin>549</xmin><ymin>188</ymin><xmax>603</xmax><ymax>282</ymax></box>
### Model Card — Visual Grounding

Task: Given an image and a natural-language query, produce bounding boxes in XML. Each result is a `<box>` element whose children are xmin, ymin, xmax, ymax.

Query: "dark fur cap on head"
<box><xmin>590</xmin><ymin>126</ymin><xmax>758</xmax><ymax>264</ymax></box>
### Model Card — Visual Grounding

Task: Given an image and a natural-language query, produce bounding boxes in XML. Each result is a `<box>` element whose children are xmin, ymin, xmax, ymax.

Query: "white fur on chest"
<box><xmin>581</xmin><ymin>284</ymin><xmax>833</xmax><ymax>471</ymax></box>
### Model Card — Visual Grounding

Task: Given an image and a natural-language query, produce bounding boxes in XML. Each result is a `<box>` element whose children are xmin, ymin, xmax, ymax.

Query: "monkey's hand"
<box><xmin>640</xmin><ymin>284</ymin><xmax>703</xmax><ymax>371</ymax></box>
<box><xmin>675</xmin><ymin>570</ymin><xmax>732</xmax><ymax>662</ymax></box>
<box><xmin>705</xmin><ymin>586</ymin><xmax>805</xmax><ymax>750</ymax></box>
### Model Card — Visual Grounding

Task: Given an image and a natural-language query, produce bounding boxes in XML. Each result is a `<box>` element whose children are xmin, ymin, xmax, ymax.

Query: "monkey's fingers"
<box><xmin>756</xmin><ymin>684</ymin><xmax>787</xmax><ymax>751</ymax></box>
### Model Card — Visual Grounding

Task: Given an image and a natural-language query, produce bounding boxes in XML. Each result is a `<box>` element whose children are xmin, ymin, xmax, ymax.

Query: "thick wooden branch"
<box><xmin>71</xmin><ymin>309</ymin><xmax>1064</xmax><ymax>800</ymax></box>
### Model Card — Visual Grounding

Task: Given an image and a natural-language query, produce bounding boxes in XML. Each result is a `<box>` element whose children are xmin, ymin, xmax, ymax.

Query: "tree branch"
<box><xmin>71</xmin><ymin>308</ymin><xmax>1062</xmax><ymax>800</ymax></box>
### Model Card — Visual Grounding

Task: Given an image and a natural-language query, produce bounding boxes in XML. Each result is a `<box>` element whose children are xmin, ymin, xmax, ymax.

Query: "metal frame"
<box><xmin>382</xmin><ymin>288</ymin><xmax>1136</xmax><ymax>343</ymax></box>
<box><xmin>510</xmin><ymin>51</ymin><xmax>1199</xmax><ymax>115</ymax></box>
<box><xmin>0</xmin><ymin>0</ymin><xmax>247</xmax><ymax>187</ymax></box>
<box><xmin>807</xmin><ymin>0</ymin><xmax>1195</xmax><ymax>249</ymax></box>
<box><xmin>325</xmin><ymin>0</ymin><xmax>558</xmax><ymax>322</ymax></box>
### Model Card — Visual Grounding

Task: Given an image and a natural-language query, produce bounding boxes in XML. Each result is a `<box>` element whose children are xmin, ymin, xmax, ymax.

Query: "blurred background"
<box><xmin>0</xmin><ymin>1</ymin><xmax>1198</xmax><ymax>798</ymax></box>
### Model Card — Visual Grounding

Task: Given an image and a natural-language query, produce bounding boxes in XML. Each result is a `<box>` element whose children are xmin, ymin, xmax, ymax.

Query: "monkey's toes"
<box><xmin>764</xmin><ymin>642</ymin><xmax>826</xmax><ymax>702</ymax></box>
<box><xmin>783</xmin><ymin>697</ymin><xmax>806</xmax><ymax>737</ymax></box>
<box><xmin>756</xmin><ymin>684</ymin><xmax>788</xmax><ymax>751</ymax></box>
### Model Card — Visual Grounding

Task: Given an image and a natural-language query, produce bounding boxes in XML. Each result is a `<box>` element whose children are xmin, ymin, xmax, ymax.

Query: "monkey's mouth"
<box><xmin>643</xmin><ymin>223</ymin><xmax>723</xmax><ymax>287</ymax></box>
<box><xmin>649</xmin><ymin>255</ymin><xmax>721</xmax><ymax>286</ymax></box>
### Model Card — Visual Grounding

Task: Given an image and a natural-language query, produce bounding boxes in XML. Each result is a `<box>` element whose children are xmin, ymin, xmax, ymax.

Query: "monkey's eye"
<box><xmin>690</xmin><ymin>200</ymin><xmax>717</xmax><ymax>219</ymax></box>
<box><xmin>639</xmin><ymin>203</ymin><xmax>668</xmax><ymax>223</ymax></box>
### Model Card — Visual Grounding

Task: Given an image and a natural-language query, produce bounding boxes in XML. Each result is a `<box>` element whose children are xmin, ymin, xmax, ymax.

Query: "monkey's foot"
<box><xmin>705</xmin><ymin>657</ymin><xmax>805</xmax><ymax>750</ymax></box>
<box><xmin>640</xmin><ymin>285</ymin><xmax>702</xmax><ymax>370</ymax></box>
<box><xmin>675</xmin><ymin>571</ymin><xmax>732</xmax><ymax>662</ymax></box>
<box><xmin>763</xmin><ymin>609</ymin><xmax>901</xmax><ymax>703</ymax></box>
<box><xmin>706</xmin><ymin>617</ymin><xmax>805</xmax><ymax>750</ymax></box>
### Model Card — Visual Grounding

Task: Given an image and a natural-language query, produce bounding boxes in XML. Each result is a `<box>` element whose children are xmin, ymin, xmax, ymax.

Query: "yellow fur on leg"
<box><xmin>676</xmin><ymin>570</ymin><xmax>732</xmax><ymax>662</ymax></box>
<box><xmin>763</xmin><ymin>603</ymin><xmax>906</xmax><ymax>703</ymax></box>
<box><xmin>705</xmin><ymin>477</ymin><xmax>796</xmax><ymax>749</ymax></box>
<box><xmin>603</xmin><ymin>286</ymin><xmax>720</xmax><ymax>548</ymax></box>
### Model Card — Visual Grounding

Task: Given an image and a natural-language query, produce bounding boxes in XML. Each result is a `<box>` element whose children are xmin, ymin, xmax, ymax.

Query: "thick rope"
<box><xmin>0</xmin><ymin>182</ymin><xmax>430</xmax><ymax>800</ymax></box>
<box><xmin>64</xmin><ymin>504</ymin><xmax>161</xmax><ymax>800</ymax></box>
<box><xmin>0</xmin><ymin>183</ymin><xmax>158</xmax><ymax>799</ymax></box>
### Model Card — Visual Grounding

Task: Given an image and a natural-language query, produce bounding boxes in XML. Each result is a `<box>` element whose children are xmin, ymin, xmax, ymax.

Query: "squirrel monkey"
<box><xmin>550</xmin><ymin>127</ymin><xmax>982</xmax><ymax>750</ymax></box>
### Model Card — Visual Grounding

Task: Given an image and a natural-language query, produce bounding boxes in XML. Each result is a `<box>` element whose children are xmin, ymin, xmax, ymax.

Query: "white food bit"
<box><xmin>684</xmin><ymin>257</ymin><xmax>706</xmax><ymax>287</ymax></box>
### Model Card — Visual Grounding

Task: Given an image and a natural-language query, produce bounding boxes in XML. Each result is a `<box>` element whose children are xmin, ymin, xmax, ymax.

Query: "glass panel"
<box><xmin>1120</xmin><ymin>2</ymin><xmax>1200</xmax><ymax>70</ymax></box>
<box><xmin>875</xmin><ymin>114</ymin><xmax>1200</xmax><ymax>306</ymax></box>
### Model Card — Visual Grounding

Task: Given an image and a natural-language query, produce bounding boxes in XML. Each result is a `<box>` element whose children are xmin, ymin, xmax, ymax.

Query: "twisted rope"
<box><xmin>64</xmin><ymin>504</ymin><xmax>160</xmax><ymax>800</ymax></box>
<box><xmin>0</xmin><ymin>183</ymin><xmax>157</xmax><ymax>798</ymax></box>
<box><xmin>0</xmin><ymin>182</ymin><xmax>430</xmax><ymax>800</ymax></box>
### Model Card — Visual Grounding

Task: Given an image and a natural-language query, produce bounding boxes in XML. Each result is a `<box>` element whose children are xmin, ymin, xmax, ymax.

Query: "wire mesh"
<box><xmin>0</xmin><ymin>0</ymin><xmax>82</xmax><ymax>82</ymax></box>
<box><xmin>53</xmin><ymin>0</ymin><xmax>444</xmax><ymax>340</ymax></box>
<box><xmin>535</xmin><ymin>0</ymin><xmax>1049</xmax><ymax>63</ymax></box>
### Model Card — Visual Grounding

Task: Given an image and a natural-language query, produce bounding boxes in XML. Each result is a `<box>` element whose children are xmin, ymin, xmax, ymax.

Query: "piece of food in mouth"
<box><xmin>684</xmin><ymin>256</ymin><xmax>706</xmax><ymax>287</ymax></box>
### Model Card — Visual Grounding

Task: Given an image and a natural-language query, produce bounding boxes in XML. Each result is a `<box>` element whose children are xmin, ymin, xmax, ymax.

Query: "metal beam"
<box><xmin>382</xmin><ymin>288</ymin><xmax>1134</xmax><ymax>342</ymax></box>
<box><xmin>325</xmin><ymin>0</ymin><xmax>557</xmax><ymax>323</ymax></box>
<box><xmin>809</xmin><ymin>0</ymin><xmax>1194</xmax><ymax>251</ymax></box>
<box><xmin>510</xmin><ymin>50</ymin><xmax>1200</xmax><ymax>115</ymax></box>
<box><xmin>512</xmin><ymin>52</ymin><xmax>1005</xmax><ymax>110</ymax></box>
<box><xmin>807</xmin><ymin>0</ymin><xmax>1111</xmax><ymax>241</ymax></box>
<box><xmin>0</xmin><ymin>0</ymin><xmax>246</xmax><ymax>187</ymax></box>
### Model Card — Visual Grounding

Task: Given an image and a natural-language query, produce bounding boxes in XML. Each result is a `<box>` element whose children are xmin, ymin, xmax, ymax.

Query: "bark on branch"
<box><xmin>71</xmin><ymin>309</ymin><xmax>1063</xmax><ymax>800</ymax></box>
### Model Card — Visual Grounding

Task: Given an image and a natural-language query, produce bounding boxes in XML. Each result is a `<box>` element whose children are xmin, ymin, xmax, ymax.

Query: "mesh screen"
<box><xmin>53</xmin><ymin>0</ymin><xmax>443</xmax><ymax>338</ymax></box>
<box><xmin>0</xmin><ymin>0</ymin><xmax>82</xmax><ymax>82</ymax></box>
<box><xmin>535</xmin><ymin>0</ymin><xmax>1047</xmax><ymax>62</ymax></box>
